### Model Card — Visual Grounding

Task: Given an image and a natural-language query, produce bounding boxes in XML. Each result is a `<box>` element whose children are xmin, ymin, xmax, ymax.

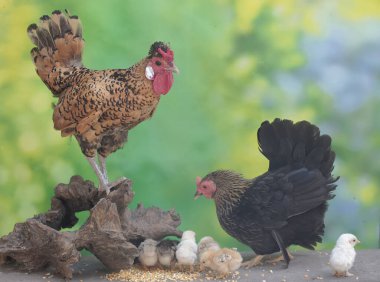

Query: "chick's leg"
<box><xmin>242</xmin><ymin>255</ymin><xmax>264</xmax><ymax>268</ymax></box>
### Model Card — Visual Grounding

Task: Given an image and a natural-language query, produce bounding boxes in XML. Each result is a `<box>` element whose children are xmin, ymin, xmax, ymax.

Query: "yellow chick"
<box><xmin>200</xmin><ymin>248</ymin><xmax>242</xmax><ymax>277</ymax></box>
<box><xmin>198</xmin><ymin>236</ymin><xmax>221</xmax><ymax>259</ymax></box>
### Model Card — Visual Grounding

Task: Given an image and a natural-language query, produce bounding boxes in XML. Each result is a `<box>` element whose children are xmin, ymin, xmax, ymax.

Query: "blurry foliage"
<box><xmin>0</xmin><ymin>0</ymin><xmax>379</xmax><ymax>252</ymax></box>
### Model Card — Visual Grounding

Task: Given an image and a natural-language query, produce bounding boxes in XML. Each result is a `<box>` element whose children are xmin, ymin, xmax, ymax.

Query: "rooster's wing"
<box><xmin>53</xmin><ymin>69</ymin><xmax>130</xmax><ymax>137</ymax></box>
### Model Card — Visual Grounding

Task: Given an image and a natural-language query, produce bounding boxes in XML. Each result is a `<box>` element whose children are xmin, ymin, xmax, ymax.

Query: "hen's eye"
<box><xmin>155</xmin><ymin>61</ymin><xmax>162</xmax><ymax>66</ymax></box>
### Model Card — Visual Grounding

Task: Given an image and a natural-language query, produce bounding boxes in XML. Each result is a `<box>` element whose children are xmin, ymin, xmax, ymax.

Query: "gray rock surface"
<box><xmin>0</xmin><ymin>250</ymin><xmax>378</xmax><ymax>282</ymax></box>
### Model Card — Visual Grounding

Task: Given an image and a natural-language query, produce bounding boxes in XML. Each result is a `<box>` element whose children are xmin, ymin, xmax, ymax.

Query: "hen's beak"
<box><xmin>194</xmin><ymin>191</ymin><xmax>202</xmax><ymax>200</ymax></box>
<box><xmin>167</xmin><ymin>62</ymin><xmax>180</xmax><ymax>74</ymax></box>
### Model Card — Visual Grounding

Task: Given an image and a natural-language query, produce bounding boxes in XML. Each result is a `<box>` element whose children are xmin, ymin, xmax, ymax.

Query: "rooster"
<box><xmin>27</xmin><ymin>10</ymin><xmax>179</xmax><ymax>193</ymax></box>
<box><xmin>195</xmin><ymin>119</ymin><xmax>338</xmax><ymax>268</ymax></box>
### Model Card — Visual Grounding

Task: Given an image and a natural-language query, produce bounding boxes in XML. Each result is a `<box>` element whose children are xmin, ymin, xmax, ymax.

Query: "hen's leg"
<box><xmin>86</xmin><ymin>157</ymin><xmax>108</xmax><ymax>192</ymax></box>
<box><xmin>271</xmin><ymin>230</ymin><xmax>290</xmax><ymax>268</ymax></box>
<box><xmin>242</xmin><ymin>255</ymin><xmax>264</xmax><ymax>268</ymax></box>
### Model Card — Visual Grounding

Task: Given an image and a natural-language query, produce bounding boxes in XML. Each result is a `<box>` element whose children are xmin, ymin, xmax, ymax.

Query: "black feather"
<box><xmin>148</xmin><ymin>41</ymin><xmax>169</xmax><ymax>58</ymax></box>
<box><xmin>59</xmin><ymin>15</ymin><xmax>71</xmax><ymax>36</ymax></box>
<box><xmin>205</xmin><ymin>119</ymin><xmax>339</xmax><ymax>268</ymax></box>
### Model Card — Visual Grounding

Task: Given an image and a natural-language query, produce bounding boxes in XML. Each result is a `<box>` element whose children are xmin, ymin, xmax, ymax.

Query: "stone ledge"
<box><xmin>0</xmin><ymin>250</ymin><xmax>378</xmax><ymax>282</ymax></box>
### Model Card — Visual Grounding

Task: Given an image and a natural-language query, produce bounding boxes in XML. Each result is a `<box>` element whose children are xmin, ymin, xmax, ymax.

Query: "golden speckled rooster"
<box><xmin>27</xmin><ymin>10</ymin><xmax>179</xmax><ymax>193</ymax></box>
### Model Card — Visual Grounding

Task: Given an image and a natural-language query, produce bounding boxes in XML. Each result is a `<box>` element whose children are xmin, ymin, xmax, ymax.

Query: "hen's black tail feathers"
<box><xmin>258</xmin><ymin>118</ymin><xmax>336</xmax><ymax>178</ymax></box>
<box><xmin>27</xmin><ymin>10</ymin><xmax>84</xmax><ymax>96</ymax></box>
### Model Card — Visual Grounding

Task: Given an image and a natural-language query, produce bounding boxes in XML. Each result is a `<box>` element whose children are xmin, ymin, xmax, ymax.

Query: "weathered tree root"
<box><xmin>0</xmin><ymin>176</ymin><xmax>182</xmax><ymax>279</ymax></box>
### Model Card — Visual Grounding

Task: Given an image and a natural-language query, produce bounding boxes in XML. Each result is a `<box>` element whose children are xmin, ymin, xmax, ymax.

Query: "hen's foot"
<box><xmin>267</xmin><ymin>249</ymin><xmax>294</xmax><ymax>264</ymax></box>
<box><xmin>346</xmin><ymin>271</ymin><xmax>354</xmax><ymax>277</ymax></box>
<box><xmin>242</xmin><ymin>255</ymin><xmax>264</xmax><ymax>268</ymax></box>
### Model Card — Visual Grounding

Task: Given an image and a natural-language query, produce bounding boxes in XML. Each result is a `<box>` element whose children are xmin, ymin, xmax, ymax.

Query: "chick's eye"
<box><xmin>155</xmin><ymin>61</ymin><xmax>162</xmax><ymax>66</ymax></box>
<box><xmin>202</xmin><ymin>185</ymin><xmax>207</xmax><ymax>189</ymax></box>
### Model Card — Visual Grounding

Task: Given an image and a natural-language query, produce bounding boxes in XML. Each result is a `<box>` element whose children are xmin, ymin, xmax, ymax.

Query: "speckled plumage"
<box><xmin>51</xmin><ymin>64</ymin><xmax>160</xmax><ymax>157</ymax></box>
<box><xmin>28</xmin><ymin>11</ymin><xmax>178</xmax><ymax>191</ymax></box>
<box><xmin>28</xmin><ymin>11</ymin><xmax>177</xmax><ymax>158</ymax></box>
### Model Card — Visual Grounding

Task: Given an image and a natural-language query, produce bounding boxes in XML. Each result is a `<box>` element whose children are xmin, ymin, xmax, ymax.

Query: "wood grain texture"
<box><xmin>0</xmin><ymin>176</ymin><xmax>182</xmax><ymax>279</ymax></box>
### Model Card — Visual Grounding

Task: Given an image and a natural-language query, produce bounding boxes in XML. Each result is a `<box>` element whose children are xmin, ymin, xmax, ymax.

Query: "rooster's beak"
<box><xmin>167</xmin><ymin>62</ymin><xmax>179</xmax><ymax>74</ymax></box>
<box><xmin>194</xmin><ymin>191</ymin><xmax>202</xmax><ymax>200</ymax></box>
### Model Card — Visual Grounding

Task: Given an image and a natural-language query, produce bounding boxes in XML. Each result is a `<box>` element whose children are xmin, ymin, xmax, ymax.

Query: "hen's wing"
<box><xmin>236</xmin><ymin>167</ymin><xmax>336</xmax><ymax>267</ymax></box>
<box><xmin>236</xmin><ymin>168</ymin><xmax>337</xmax><ymax>230</ymax></box>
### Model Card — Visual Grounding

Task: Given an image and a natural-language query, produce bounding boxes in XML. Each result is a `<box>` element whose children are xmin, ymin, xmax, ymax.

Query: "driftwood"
<box><xmin>0</xmin><ymin>176</ymin><xmax>182</xmax><ymax>279</ymax></box>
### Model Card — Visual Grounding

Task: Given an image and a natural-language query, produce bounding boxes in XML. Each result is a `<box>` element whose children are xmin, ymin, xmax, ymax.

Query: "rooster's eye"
<box><xmin>155</xmin><ymin>61</ymin><xmax>161</xmax><ymax>66</ymax></box>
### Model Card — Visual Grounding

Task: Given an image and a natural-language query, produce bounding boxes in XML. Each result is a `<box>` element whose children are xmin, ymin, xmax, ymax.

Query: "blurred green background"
<box><xmin>0</xmin><ymin>0</ymin><xmax>379</xmax><ymax>252</ymax></box>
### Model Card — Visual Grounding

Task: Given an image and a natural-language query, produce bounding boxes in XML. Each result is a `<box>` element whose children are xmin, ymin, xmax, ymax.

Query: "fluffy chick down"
<box><xmin>198</xmin><ymin>236</ymin><xmax>221</xmax><ymax>259</ymax></box>
<box><xmin>176</xmin><ymin>230</ymin><xmax>198</xmax><ymax>269</ymax></box>
<box><xmin>157</xmin><ymin>239</ymin><xmax>178</xmax><ymax>267</ymax></box>
<box><xmin>138</xmin><ymin>239</ymin><xmax>158</xmax><ymax>268</ymax></box>
<box><xmin>200</xmin><ymin>248</ymin><xmax>242</xmax><ymax>275</ymax></box>
<box><xmin>329</xmin><ymin>233</ymin><xmax>360</xmax><ymax>277</ymax></box>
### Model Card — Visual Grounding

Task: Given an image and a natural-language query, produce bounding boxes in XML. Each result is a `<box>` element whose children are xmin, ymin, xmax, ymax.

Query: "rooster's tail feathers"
<box><xmin>258</xmin><ymin>118</ymin><xmax>335</xmax><ymax>178</ymax></box>
<box><xmin>27</xmin><ymin>10</ymin><xmax>84</xmax><ymax>95</ymax></box>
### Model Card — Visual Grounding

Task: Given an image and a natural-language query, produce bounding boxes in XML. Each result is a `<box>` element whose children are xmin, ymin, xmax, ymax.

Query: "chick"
<box><xmin>138</xmin><ymin>239</ymin><xmax>158</xmax><ymax>269</ymax></box>
<box><xmin>175</xmin><ymin>230</ymin><xmax>198</xmax><ymax>271</ymax></box>
<box><xmin>329</xmin><ymin>233</ymin><xmax>360</xmax><ymax>277</ymax></box>
<box><xmin>157</xmin><ymin>239</ymin><xmax>179</xmax><ymax>268</ymax></box>
<box><xmin>198</xmin><ymin>236</ymin><xmax>221</xmax><ymax>259</ymax></box>
<box><xmin>200</xmin><ymin>248</ymin><xmax>243</xmax><ymax>277</ymax></box>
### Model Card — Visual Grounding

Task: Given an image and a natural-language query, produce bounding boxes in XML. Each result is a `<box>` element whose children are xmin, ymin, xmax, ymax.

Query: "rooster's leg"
<box><xmin>98</xmin><ymin>154</ymin><xmax>129</xmax><ymax>193</ymax></box>
<box><xmin>86</xmin><ymin>157</ymin><xmax>108</xmax><ymax>192</ymax></box>
<box><xmin>98</xmin><ymin>154</ymin><xmax>109</xmax><ymax>182</ymax></box>
<box><xmin>242</xmin><ymin>255</ymin><xmax>264</xmax><ymax>268</ymax></box>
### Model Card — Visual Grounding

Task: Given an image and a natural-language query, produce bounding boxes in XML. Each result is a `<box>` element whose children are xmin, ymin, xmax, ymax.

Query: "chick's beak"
<box><xmin>194</xmin><ymin>190</ymin><xmax>202</xmax><ymax>200</ymax></box>
<box><xmin>167</xmin><ymin>62</ymin><xmax>180</xmax><ymax>74</ymax></box>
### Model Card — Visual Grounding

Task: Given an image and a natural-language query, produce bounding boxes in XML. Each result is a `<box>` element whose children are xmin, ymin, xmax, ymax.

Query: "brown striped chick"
<box><xmin>175</xmin><ymin>230</ymin><xmax>198</xmax><ymax>271</ymax></box>
<box><xmin>200</xmin><ymin>248</ymin><xmax>243</xmax><ymax>277</ymax></box>
<box><xmin>138</xmin><ymin>239</ymin><xmax>158</xmax><ymax>269</ymax></box>
<box><xmin>157</xmin><ymin>239</ymin><xmax>178</xmax><ymax>268</ymax></box>
<box><xmin>197</xmin><ymin>236</ymin><xmax>221</xmax><ymax>268</ymax></box>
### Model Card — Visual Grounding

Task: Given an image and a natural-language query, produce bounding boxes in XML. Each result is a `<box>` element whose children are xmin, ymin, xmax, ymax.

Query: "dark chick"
<box><xmin>156</xmin><ymin>239</ymin><xmax>179</xmax><ymax>268</ymax></box>
<box><xmin>27</xmin><ymin>11</ymin><xmax>179</xmax><ymax>193</ymax></box>
<box><xmin>195</xmin><ymin>119</ymin><xmax>338</xmax><ymax>268</ymax></box>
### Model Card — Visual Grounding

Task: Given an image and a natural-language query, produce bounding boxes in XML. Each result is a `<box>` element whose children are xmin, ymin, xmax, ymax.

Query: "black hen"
<box><xmin>195</xmin><ymin>119</ymin><xmax>338</xmax><ymax>267</ymax></box>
